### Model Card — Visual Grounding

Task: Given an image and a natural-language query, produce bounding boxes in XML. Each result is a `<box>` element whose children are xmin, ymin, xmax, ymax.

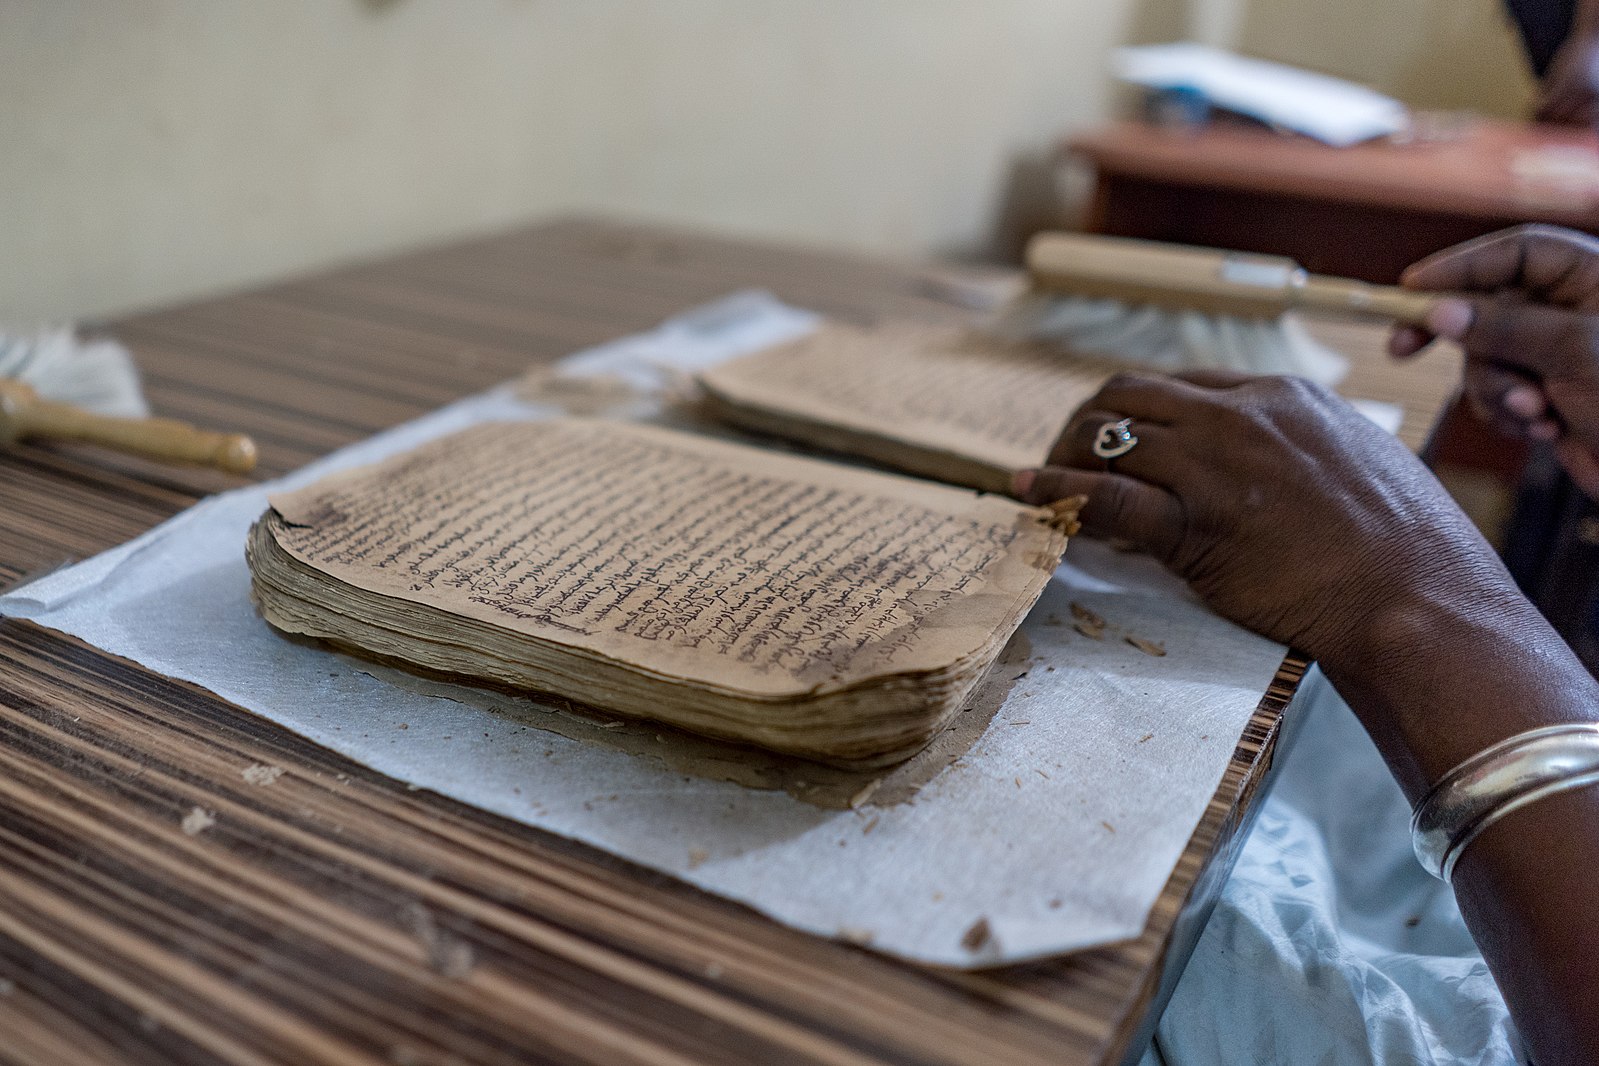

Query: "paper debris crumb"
<box><xmin>1138</xmin><ymin>732</ymin><xmax>1155</xmax><ymax>744</ymax></box>
<box><xmin>687</xmin><ymin>848</ymin><xmax>710</xmax><ymax>869</ymax></box>
<box><xmin>838</xmin><ymin>926</ymin><xmax>875</xmax><ymax>945</ymax></box>
<box><xmin>1070</xmin><ymin>601</ymin><xmax>1107</xmax><ymax>628</ymax></box>
<box><xmin>1043</xmin><ymin>495</ymin><xmax>1087</xmax><ymax>535</ymax></box>
<box><xmin>596</xmin><ymin>721</ymin><xmax>625</xmax><ymax>730</ymax></box>
<box><xmin>1101</xmin><ymin>821</ymin><xmax>1116</xmax><ymax>833</ymax></box>
<box><xmin>180</xmin><ymin>807</ymin><xmax>215</xmax><ymax>836</ymax></box>
<box><xmin>1010</xmin><ymin>720</ymin><xmax>1031</xmax><ymax>726</ymax></box>
<box><xmin>241</xmin><ymin>764</ymin><xmax>285</xmax><ymax>786</ymax></box>
<box><xmin>848</xmin><ymin>779</ymin><xmax>882</xmax><ymax>810</ymax></box>
<box><xmin>1073</xmin><ymin>621</ymin><xmax>1106</xmax><ymax>641</ymax></box>
<box><xmin>861</xmin><ymin>815</ymin><xmax>880</xmax><ymax>835</ymax></box>
<box><xmin>961</xmin><ymin>917</ymin><xmax>993</xmax><ymax>952</ymax></box>
<box><xmin>1125</xmin><ymin>635</ymin><xmax>1167</xmax><ymax>657</ymax></box>
<box><xmin>1048</xmin><ymin>898</ymin><xmax>1063</xmax><ymax>909</ymax></box>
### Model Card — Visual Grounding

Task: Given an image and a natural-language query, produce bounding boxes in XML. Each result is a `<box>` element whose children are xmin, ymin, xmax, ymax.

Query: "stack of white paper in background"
<box><xmin>1115</xmin><ymin>43</ymin><xmax>1410</xmax><ymax>146</ymax></box>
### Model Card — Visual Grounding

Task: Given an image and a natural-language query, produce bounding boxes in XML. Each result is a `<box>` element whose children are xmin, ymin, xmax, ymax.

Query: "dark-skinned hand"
<box><xmin>1389</xmin><ymin>224</ymin><xmax>1599</xmax><ymax>498</ymax></box>
<box><xmin>1536</xmin><ymin>28</ymin><xmax>1599</xmax><ymax>126</ymax></box>
<box><xmin>1013</xmin><ymin>371</ymin><xmax>1519</xmax><ymax>670</ymax></box>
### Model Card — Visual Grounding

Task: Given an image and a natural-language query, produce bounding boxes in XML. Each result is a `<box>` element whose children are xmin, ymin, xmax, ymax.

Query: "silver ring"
<box><xmin>1091</xmin><ymin>418</ymin><xmax>1139</xmax><ymax>460</ymax></box>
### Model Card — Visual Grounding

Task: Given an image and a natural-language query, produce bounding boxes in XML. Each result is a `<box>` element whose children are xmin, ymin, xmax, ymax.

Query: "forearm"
<box><xmin>1456</xmin><ymin>787</ymin><xmax>1599</xmax><ymax>1065</ymax></box>
<box><xmin>1320</xmin><ymin>590</ymin><xmax>1599</xmax><ymax>1064</ymax></box>
<box><xmin>1321</xmin><ymin>584</ymin><xmax>1595</xmax><ymax>799</ymax></box>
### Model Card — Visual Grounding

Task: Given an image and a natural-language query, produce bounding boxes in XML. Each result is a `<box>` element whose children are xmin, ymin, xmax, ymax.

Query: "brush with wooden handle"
<box><xmin>1025</xmin><ymin>232</ymin><xmax>1440</xmax><ymax>324</ymax></box>
<box><xmin>988</xmin><ymin>233</ymin><xmax>1445</xmax><ymax>385</ymax></box>
<box><xmin>0</xmin><ymin>379</ymin><xmax>257</xmax><ymax>474</ymax></box>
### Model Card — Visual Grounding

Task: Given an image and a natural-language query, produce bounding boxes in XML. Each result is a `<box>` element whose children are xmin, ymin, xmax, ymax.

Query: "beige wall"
<box><xmin>0</xmin><ymin>1</ymin><xmax>1544</xmax><ymax>323</ymax></box>
<box><xmin>1236</xmin><ymin>0</ymin><xmax>1535</xmax><ymax>117</ymax></box>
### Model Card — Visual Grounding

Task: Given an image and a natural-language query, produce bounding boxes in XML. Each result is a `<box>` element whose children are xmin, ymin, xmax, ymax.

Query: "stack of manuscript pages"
<box><xmin>247</xmin><ymin>418</ymin><xmax>1074</xmax><ymax>766</ymax></box>
<box><xmin>697</xmin><ymin>321</ymin><xmax>1117</xmax><ymax>492</ymax></box>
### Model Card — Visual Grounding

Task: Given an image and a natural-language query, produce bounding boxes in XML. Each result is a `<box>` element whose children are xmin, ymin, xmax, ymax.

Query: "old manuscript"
<box><xmin>247</xmin><ymin>419</ymin><xmax>1069</xmax><ymax>765</ymax></box>
<box><xmin>696</xmin><ymin>321</ymin><xmax>1119</xmax><ymax>492</ymax></box>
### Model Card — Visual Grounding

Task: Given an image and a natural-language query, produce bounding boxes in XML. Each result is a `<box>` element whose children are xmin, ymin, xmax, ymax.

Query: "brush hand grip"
<box><xmin>0</xmin><ymin>381</ymin><xmax>257</xmax><ymax>474</ymax></box>
<box><xmin>1026</xmin><ymin>232</ymin><xmax>1442</xmax><ymax>325</ymax></box>
<box><xmin>1293</xmin><ymin>276</ymin><xmax>1438</xmax><ymax>327</ymax></box>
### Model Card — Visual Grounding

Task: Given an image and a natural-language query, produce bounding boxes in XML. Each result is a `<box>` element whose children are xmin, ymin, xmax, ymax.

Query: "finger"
<box><xmin>1046</xmin><ymin>407</ymin><xmax>1126</xmax><ymax>467</ymax></box>
<box><xmin>1503</xmin><ymin>383</ymin><xmax>1548</xmax><ymax>419</ymax></box>
<box><xmin>1542</xmin><ymin>376</ymin><xmax>1599</xmax><ymax>452</ymax></box>
<box><xmin>1417</xmin><ymin>297</ymin><xmax>1474</xmax><ymax>341</ymax></box>
<box><xmin>1168</xmin><ymin>368</ymin><xmax>1253</xmax><ymax>389</ymax></box>
<box><xmin>1400</xmin><ymin>225</ymin><xmax>1599</xmax><ymax>308</ymax></box>
<box><xmin>1530</xmin><ymin>418</ymin><xmax>1562</xmax><ymax>442</ymax></box>
<box><xmin>1088</xmin><ymin>370</ymin><xmax>1220</xmax><ymax>424</ymax></box>
<box><xmin>1388</xmin><ymin>324</ymin><xmax>1436</xmax><ymax>359</ymax></box>
<box><xmin>1016</xmin><ymin>466</ymin><xmax>1182</xmax><ymax>560</ymax></box>
<box><xmin>1046</xmin><ymin>409</ymin><xmax>1183</xmax><ymax>488</ymax></box>
<box><xmin>1540</xmin><ymin>76</ymin><xmax>1595</xmax><ymax>125</ymax></box>
<box><xmin>1447</xmin><ymin>296</ymin><xmax>1595</xmax><ymax>380</ymax></box>
<box><xmin>1537</xmin><ymin>84</ymin><xmax>1582</xmax><ymax>124</ymax></box>
<box><xmin>1463</xmin><ymin>360</ymin><xmax>1549</xmax><ymax>429</ymax></box>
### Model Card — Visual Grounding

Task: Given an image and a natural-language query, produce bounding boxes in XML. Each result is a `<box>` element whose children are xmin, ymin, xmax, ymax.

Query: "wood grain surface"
<box><xmin>1071</xmin><ymin>118</ymin><xmax>1599</xmax><ymax>229</ymax></box>
<box><xmin>1069</xmin><ymin>118</ymin><xmax>1599</xmax><ymax>285</ymax></box>
<box><xmin>0</xmin><ymin>219</ymin><xmax>1443</xmax><ymax>1066</ymax></box>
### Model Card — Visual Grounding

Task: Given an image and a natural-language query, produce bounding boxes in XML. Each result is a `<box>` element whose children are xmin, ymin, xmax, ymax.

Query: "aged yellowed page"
<box><xmin>255</xmin><ymin>420</ymin><xmax>1064</xmax><ymax>716</ymax></box>
<box><xmin>696</xmin><ymin>321</ymin><xmax>1116</xmax><ymax>490</ymax></box>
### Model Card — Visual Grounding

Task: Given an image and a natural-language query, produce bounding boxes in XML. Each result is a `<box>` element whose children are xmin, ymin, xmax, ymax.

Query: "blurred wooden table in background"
<box><xmin>1069</xmin><ymin>117</ymin><xmax>1599</xmax><ymax>284</ymax></box>
<box><xmin>0</xmin><ymin>218</ymin><xmax>1454</xmax><ymax>1066</ymax></box>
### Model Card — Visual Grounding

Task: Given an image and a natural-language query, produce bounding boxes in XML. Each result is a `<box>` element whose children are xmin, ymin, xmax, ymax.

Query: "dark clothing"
<box><xmin>1505</xmin><ymin>0</ymin><xmax>1578</xmax><ymax>75</ymax></box>
<box><xmin>1504</xmin><ymin>447</ymin><xmax>1599</xmax><ymax>676</ymax></box>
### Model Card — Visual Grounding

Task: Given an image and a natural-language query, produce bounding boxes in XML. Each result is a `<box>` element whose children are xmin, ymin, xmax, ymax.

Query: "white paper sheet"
<box><xmin>0</xmin><ymin>293</ymin><xmax>1287</xmax><ymax>968</ymax></box>
<box><xmin>1115</xmin><ymin>43</ymin><xmax>1409</xmax><ymax>147</ymax></box>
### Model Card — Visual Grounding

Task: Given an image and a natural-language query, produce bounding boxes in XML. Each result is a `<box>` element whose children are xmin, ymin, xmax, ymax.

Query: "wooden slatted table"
<box><xmin>0</xmin><ymin>218</ymin><xmax>1456</xmax><ymax>1066</ymax></box>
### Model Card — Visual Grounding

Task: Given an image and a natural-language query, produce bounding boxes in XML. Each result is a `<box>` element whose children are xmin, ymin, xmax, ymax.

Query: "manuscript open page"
<box><xmin>696</xmin><ymin>322</ymin><xmax>1117</xmax><ymax>491</ymax></box>
<box><xmin>252</xmin><ymin>419</ymin><xmax>1067</xmax><ymax>762</ymax></box>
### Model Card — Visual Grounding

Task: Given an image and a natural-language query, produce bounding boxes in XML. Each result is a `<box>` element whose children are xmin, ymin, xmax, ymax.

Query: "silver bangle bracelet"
<box><xmin>1411</xmin><ymin>723</ymin><xmax>1599</xmax><ymax>883</ymax></box>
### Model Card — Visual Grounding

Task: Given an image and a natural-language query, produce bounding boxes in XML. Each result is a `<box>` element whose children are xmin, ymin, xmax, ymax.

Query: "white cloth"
<box><xmin>1140</xmin><ymin>671</ymin><xmax>1524</xmax><ymax>1065</ymax></box>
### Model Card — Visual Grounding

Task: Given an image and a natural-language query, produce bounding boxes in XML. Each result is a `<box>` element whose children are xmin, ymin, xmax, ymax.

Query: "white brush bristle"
<box><xmin>988</xmin><ymin>293</ymin><xmax>1349</xmax><ymax>386</ymax></box>
<box><xmin>0</xmin><ymin>327</ymin><xmax>149</xmax><ymax>418</ymax></box>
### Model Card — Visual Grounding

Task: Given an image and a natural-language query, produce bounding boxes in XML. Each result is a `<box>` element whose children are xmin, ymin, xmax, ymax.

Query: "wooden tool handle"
<box><xmin>0</xmin><ymin>381</ymin><xmax>257</xmax><ymax>474</ymax></box>
<box><xmin>1026</xmin><ymin>232</ymin><xmax>1441</xmax><ymax>325</ymax></box>
<box><xmin>1293</xmin><ymin>276</ymin><xmax>1438</xmax><ymax>326</ymax></box>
